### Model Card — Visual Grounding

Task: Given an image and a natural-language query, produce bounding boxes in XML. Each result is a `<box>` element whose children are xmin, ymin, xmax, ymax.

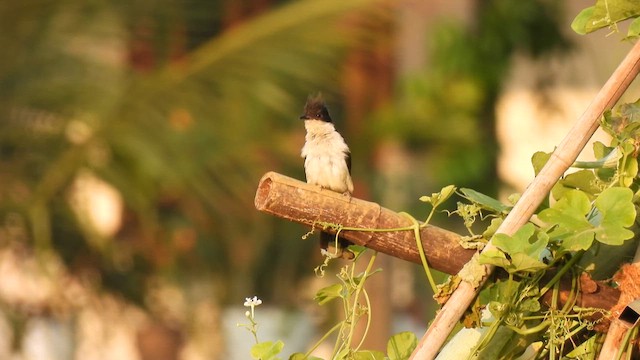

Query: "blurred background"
<box><xmin>1</xmin><ymin>0</ymin><xmax>639</xmax><ymax>359</ymax></box>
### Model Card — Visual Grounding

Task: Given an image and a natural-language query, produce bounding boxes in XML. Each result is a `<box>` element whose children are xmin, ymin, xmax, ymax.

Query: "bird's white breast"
<box><xmin>301</xmin><ymin>120</ymin><xmax>353</xmax><ymax>194</ymax></box>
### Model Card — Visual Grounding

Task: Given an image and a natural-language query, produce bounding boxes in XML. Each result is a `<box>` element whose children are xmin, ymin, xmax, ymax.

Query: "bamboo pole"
<box><xmin>255</xmin><ymin>171</ymin><xmax>474</xmax><ymax>274</ymax></box>
<box><xmin>597</xmin><ymin>244</ymin><xmax>640</xmax><ymax>358</ymax></box>
<box><xmin>410</xmin><ymin>40</ymin><xmax>640</xmax><ymax>360</ymax></box>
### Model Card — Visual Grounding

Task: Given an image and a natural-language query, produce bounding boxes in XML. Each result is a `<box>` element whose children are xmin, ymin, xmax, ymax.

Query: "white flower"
<box><xmin>243</xmin><ymin>296</ymin><xmax>262</xmax><ymax>307</ymax></box>
<box><xmin>243</xmin><ymin>296</ymin><xmax>262</xmax><ymax>322</ymax></box>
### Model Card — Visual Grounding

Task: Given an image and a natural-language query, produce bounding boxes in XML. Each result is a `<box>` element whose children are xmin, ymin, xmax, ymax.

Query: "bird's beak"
<box><xmin>299</xmin><ymin>114</ymin><xmax>309</xmax><ymax>120</ymax></box>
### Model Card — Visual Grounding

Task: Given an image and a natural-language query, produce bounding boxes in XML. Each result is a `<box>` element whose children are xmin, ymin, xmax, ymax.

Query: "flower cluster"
<box><xmin>244</xmin><ymin>296</ymin><xmax>262</xmax><ymax>318</ymax></box>
<box><xmin>238</xmin><ymin>295</ymin><xmax>262</xmax><ymax>344</ymax></box>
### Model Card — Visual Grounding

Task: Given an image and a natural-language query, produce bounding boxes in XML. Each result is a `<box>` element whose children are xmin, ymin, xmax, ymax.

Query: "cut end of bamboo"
<box><xmin>255</xmin><ymin>171</ymin><xmax>276</xmax><ymax>211</ymax></box>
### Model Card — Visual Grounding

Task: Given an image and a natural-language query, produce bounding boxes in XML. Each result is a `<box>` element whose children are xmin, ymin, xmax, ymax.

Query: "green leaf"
<box><xmin>621</xmin><ymin>157</ymin><xmax>638</xmax><ymax>187</ymax></box>
<box><xmin>419</xmin><ymin>185</ymin><xmax>457</xmax><ymax>208</ymax></box>
<box><xmin>620</xmin><ymin>140</ymin><xmax>637</xmax><ymax>156</ymax></box>
<box><xmin>459</xmin><ymin>188</ymin><xmax>510</xmax><ymax>214</ymax></box>
<box><xmin>289</xmin><ymin>354</ymin><xmax>322</xmax><ymax>360</ymax></box>
<box><xmin>251</xmin><ymin>341</ymin><xmax>284</xmax><ymax>360</ymax></box>
<box><xmin>619</xmin><ymin>141</ymin><xmax>639</xmax><ymax>187</ymax></box>
<box><xmin>571</xmin><ymin>6</ymin><xmax>594</xmax><ymax>35</ymax></box>
<box><xmin>573</xmin><ymin>1</ymin><xmax>640</xmax><ymax>35</ymax></box>
<box><xmin>506</xmin><ymin>233</ymin><xmax>549</xmax><ymax>273</ymax></box>
<box><xmin>593</xmin><ymin>141</ymin><xmax>617</xmax><ymax>180</ymax></box>
<box><xmin>482</xmin><ymin>218</ymin><xmax>503</xmax><ymax>240</ymax></box>
<box><xmin>559</xmin><ymin>231</ymin><xmax>596</xmax><ymax>252</ymax></box>
<box><xmin>481</xmin><ymin>224</ymin><xmax>548</xmax><ymax>273</ymax></box>
<box><xmin>628</xmin><ymin>16</ymin><xmax>640</xmax><ymax>37</ymax></box>
<box><xmin>552</xmin><ymin>170</ymin><xmax>599</xmax><ymax>201</ymax></box>
<box><xmin>547</xmin><ymin>189</ymin><xmax>591</xmax><ymax>228</ymax></box>
<box><xmin>346</xmin><ymin>245</ymin><xmax>367</xmax><ymax>258</ymax></box>
<box><xmin>480</xmin><ymin>278</ymin><xmax>520</xmax><ymax>305</ymax></box>
<box><xmin>518</xmin><ymin>298</ymin><xmax>541</xmax><ymax>312</ymax></box>
<box><xmin>541</xmin><ymin>187</ymin><xmax>636</xmax><ymax>250</ymax></box>
<box><xmin>565</xmin><ymin>334</ymin><xmax>597</xmax><ymax>358</ymax></box>
<box><xmin>558</xmin><ymin>170</ymin><xmax>600</xmax><ymax>198</ymax></box>
<box><xmin>593</xmin><ymin>141</ymin><xmax>614</xmax><ymax>159</ymax></box>
<box><xmin>387</xmin><ymin>331</ymin><xmax>418</xmax><ymax>360</ymax></box>
<box><xmin>594</xmin><ymin>187</ymin><xmax>636</xmax><ymax>245</ymax></box>
<box><xmin>538</xmin><ymin>190</ymin><xmax>595</xmax><ymax>252</ymax></box>
<box><xmin>488</xmin><ymin>300</ymin><xmax>508</xmax><ymax>318</ymax></box>
<box><xmin>352</xmin><ymin>350</ymin><xmax>386</xmax><ymax>360</ymax></box>
<box><xmin>492</xmin><ymin>224</ymin><xmax>536</xmax><ymax>256</ymax></box>
<box><xmin>532</xmin><ymin>151</ymin><xmax>552</xmax><ymax>176</ymax></box>
<box><xmin>314</xmin><ymin>283</ymin><xmax>343</xmax><ymax>305</ymax></box>
<box><xmin>587</xmin><ymin>0</ymin><xmax>640</xmax><ymax>33</ymax></box>
<box><xmin>479</xmin><ymin>248</ymin><xmax>511</xmax><ymax>269</ymax></box>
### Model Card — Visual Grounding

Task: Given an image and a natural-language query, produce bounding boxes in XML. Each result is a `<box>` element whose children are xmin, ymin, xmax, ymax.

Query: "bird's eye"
<box><xmin>316</xmin><ymin>113</ymin><xmax>322</xmax><ymax>117</ymax></box>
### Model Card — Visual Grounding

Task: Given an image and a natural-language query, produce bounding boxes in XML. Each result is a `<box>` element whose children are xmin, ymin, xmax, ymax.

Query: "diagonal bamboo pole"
<box><xmin>597</xmin><ymin>243</ymin><xmax>640</xmax><ymax>359</ymax></box>
<box><xmin>410</xmin><ymin>40</ymin><xmax>640</xmax><ymax>360</ymax></box>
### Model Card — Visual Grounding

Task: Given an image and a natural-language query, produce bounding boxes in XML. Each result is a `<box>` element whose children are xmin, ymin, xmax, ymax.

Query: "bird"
<box><xmin>300</xmin><ymin>94</ymin><xmax>354</xmax><ymax>260</ymax></box>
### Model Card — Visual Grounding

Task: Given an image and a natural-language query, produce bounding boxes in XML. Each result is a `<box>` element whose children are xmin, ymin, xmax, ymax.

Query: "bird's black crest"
<box><xmin>300</xmin><ymin>94</ymin><xmax>332</xmax><ymax>122</ymax></box>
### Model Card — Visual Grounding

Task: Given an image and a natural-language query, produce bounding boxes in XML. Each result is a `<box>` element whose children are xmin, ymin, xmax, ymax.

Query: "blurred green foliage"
<box><xmin>0</xmin><ymin>0</ymin><xmax>569</xmax><ymax>310</ymax></box>
<box><xmin>0</xmin><ymin>0</ymin><xmax>386</xmax><ymax>305</ymax></box>
<box><xmin>370</xmin><ymin>0</ymin><xmax>568</xmax><ymax>222</ymax></box>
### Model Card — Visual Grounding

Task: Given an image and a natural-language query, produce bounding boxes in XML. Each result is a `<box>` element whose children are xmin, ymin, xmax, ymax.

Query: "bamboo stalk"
<box><xmin>597</xmin><ymin>300</ymin><xmax>634</xmax><ymax>358</ymax></box>
<box><xmin>597</xmin><ymin>243</ymin><xmax>640</xmax><ymax>359</ymax></box>
<box><xmin>255</xmin><ymin>171</ymin><xmax>475</xmax><ymax>274</ymax></box>
<box><xmin>410</xmin><ymin>40</ymin><xmax>640</xmax><ymax>360</ymax></box>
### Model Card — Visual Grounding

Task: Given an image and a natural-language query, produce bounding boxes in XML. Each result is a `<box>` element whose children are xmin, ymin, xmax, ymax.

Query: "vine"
<box><xmin>242</xmin><ymin>98</ymin><xmax>640</xmax><ymax>359</ymax></box>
